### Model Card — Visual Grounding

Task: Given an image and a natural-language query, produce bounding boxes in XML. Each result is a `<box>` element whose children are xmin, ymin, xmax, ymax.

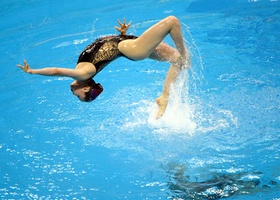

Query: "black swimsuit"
<box><xmin>77</xmin><ymin>35</ymin><xmax>138</xmax><ymax>74</ymax></box>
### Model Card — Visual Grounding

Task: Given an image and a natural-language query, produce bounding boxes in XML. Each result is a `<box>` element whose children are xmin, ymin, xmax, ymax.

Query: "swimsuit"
<box><xmin>77</xmin><ymin>35</ymin><xmax>138</xmax><ymax>74</ymax></box>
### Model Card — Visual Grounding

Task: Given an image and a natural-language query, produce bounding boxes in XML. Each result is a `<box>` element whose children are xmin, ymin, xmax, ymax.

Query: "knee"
<box><xmin>170</xmin><ymin>52</ymin><xmax>190</xmax><ymax>69</ymax></box>
<box><xmin>166</xmin><ymin>16</ymin><xmax>180</xmax><ymax>26</ymax></box>
<box><xmin>169</xmin><ymin>50</ymin><xmax>181</xmax><ymax>65</ymax></box>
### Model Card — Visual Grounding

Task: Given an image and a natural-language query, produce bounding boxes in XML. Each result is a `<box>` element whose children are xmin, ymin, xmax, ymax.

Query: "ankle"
<box><xmin>156</xmin><ymin>96</ymin><xmax>168</xmax><ymax>105</ymax></box>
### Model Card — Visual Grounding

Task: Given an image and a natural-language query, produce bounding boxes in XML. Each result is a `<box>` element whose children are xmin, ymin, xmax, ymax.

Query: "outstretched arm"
<box><xmin>114</xmin><ymin>18</ymin><xmax>131</xmax><ymax>35</ymax></box>
<box><xmin>17</xmin><ymin>60</ymin><xmax>96</xmax><ymax>81</ymax></box>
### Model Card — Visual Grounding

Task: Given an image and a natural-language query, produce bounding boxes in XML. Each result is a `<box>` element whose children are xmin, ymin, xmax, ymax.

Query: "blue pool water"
<box><xmin>1</xmin><ymin>0</ymin><xmax>280</xmax><ymax>199</ymax></box>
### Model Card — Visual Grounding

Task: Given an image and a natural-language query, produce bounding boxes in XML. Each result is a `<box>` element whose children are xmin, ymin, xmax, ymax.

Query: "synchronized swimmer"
<box><xmin>17</xmin><ymin>16</ymin><xmax>190</xmax><ymax>119</ymax></box>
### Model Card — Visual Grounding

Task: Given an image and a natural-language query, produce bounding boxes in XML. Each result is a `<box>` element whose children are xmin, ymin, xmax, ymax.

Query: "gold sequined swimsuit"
<box><xmin>77</xmin><ymin>35</ymin><xmax>138</xmax><ymax>74</ymax></box>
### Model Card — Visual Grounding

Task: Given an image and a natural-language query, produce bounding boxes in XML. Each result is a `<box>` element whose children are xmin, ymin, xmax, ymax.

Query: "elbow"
<box><xmin>52</xmin><ymin>68</ymin><xmax>61</xmax><ymax>76</ymax></box>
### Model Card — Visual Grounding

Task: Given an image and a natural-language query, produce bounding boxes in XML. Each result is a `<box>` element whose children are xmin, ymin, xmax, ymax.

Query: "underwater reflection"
<box><xmin>164</xmin><ymin>163</ymin><xmax>279</xmax><ymax>199</ymax></box>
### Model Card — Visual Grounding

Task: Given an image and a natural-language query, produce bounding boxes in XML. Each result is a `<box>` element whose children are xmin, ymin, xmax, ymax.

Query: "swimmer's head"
<box><xmin>84</xmin><ymin>81</ymin><xmax>103</xmax><ymax>102</ymax></box>
<box><xmin>70</xmin><ymin>79</ymin><xmax>103</xmax><ymax>102</ymax></box>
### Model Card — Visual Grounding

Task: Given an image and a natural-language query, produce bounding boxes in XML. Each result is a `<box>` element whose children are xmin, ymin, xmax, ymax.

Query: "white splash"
<box><xmin>148</xmin><ymin>70</ymin><xmax>197</xmax><ymax>135</ymax></box>
<box><xmin>120</xmin><ymin>70</ymin><xmax>197</xmax><ymax>135</ymax></box>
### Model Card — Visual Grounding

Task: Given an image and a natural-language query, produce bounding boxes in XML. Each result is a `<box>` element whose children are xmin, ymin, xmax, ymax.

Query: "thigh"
<box><xmin>118</xmin><ymin>16</ymin><xmax>180</xmax><ymax>61</ymax></box>
<box><xmin>118</xmin><ymin>39</ymin><xmax>147</xmax><ymax>60</ymax></box>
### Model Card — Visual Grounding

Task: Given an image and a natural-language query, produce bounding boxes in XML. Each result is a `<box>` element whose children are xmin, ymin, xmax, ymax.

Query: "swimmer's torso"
<box><xmin>77</xmin><ymin>35</ymin><xmax>138</xmax><ymax>74</ymax></box>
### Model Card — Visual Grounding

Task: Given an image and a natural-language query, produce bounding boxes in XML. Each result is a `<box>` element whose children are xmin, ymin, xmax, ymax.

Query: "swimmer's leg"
<box><xmin>156</xmin><ymin>65</ymin><xmax>181</xmax><ymax>119</ymax></box>
<box><xmin>118</xmin><ymin>16</ymin><xmax>188</xmax><ymax>61</ymax></box>
<box><xmin>149</xmin><ymin>43</ymin><xmax>188</xmax><ymax>119</ymax></box>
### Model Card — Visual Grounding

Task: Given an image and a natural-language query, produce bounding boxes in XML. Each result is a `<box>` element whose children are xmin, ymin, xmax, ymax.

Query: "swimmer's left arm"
<box><xmin>17</xmin><ymin>60</ymin><xmax>95</xmax><ymax>81</ymax></box>
<box><xmin>114</xmin><ymin>18</ymin><xmax>131</xmax><ymax>35</ymax></box>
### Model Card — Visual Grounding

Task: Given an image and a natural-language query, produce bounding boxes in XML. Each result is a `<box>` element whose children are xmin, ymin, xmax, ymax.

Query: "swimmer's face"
<box><xmin>70</xmin><ymin>81</ymin><xmax>90</xmax><ymax>102</ymax></box>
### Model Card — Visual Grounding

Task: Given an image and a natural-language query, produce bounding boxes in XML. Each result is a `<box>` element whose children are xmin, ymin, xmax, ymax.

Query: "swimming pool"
<box><xmin>1</xmin><ymin>0</ymin><xmax>279</xmax><ymax>199</ymax></box>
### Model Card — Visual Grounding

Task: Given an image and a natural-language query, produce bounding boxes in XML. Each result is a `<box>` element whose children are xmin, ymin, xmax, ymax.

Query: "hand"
<box><xmin>16</xmin><ymin>59</ymin><xmax>32</xmax><ymax>74</ymax></box>
<box><xmin>114</xmin><ymin>18</ymin><xmax>131</xmax><ymax>35</ymax></box>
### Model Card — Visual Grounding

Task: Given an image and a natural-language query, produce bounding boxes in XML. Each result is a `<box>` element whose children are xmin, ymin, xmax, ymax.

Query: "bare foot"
<box><xmin>156</xmin><ymin>96</ymin><xmax>168</xmax><ymax>119</ymax></box>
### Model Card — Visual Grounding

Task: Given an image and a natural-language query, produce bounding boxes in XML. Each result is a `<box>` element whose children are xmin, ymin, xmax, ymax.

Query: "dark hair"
<box><xmin>84</xmin><ymin>79</ymin><xmax>103</xmax><ymax>102</ymax></box>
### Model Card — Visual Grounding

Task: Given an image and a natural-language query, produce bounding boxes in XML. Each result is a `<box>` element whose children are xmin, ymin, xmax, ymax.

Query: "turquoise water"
<box><xmin>1</xmin><ymin>0</ymin><xmax>280</xmax><ymax>199</ymax></box>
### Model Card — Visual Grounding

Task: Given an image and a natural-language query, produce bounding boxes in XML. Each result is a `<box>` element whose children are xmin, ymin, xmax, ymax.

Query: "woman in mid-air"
<box><xmin>17</xmin><ymin>16</ymin><xmax>189</xmax><ymax>119</ymax></box>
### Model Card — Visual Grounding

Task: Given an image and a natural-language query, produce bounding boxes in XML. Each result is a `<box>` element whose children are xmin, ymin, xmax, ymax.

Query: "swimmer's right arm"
<box><xmin>17</xmin><ymin>60</ymin><xmax>96</xmax><ymax>81</ymax></box>
<box><xmin>114</xmin><ymin>18</ymin><xmax>131</xmax><ymax>35</ymax></box>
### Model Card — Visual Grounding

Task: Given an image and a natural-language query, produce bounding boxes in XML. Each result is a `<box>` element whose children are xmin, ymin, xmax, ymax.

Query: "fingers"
<box><xmin>114</xmin><ymin>26</ymin><xmax>120</xmax><ymax>31</ymax></box>
<box><xmin>16</xmin><ymin>64</ymin><xmax>24</xmax><ymax>69</ymax></box>
<box><xmin>116</xmin><ymin>18</ymin><xmax>131</xmax><ymax>35</ymax></box>
<box><xmin>16</xmin><ymin>59</ymin><xmax>28</xmax><ymax>71</ymax></box>
<box><xmin>117</xmin><ymin>18</ymin><xmax>131</xmax><ymax>26</ymax></box>
<box><xmin>117</xmin><ymin>18</ymin><xmax>126</xmax><ymax>26</ymax></box>
<box><xmin>127</xmin><ymin>20</ymin><xmax>132</xmax><ymax>27</ymax></box>
<box><xmin>117</xmin><ymin>19</ymin><xmax>122</xmax><ymax>26</ymax></box>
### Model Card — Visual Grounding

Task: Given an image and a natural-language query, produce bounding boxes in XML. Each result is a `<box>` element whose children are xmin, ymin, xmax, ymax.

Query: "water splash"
<box><xmin>119</xmin><ymin>69</ymin><xmax>237</xmax><ymax>136</ymax></box>
<box><xmin>147</xmin><ymin>69</ymin><xmax>197</xmax><ymax>135</ymax></box>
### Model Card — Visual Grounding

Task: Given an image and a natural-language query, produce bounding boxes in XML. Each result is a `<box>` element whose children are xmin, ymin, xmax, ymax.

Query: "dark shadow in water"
<box><xmin>164</xmin><ymin>163</ymin><xmax>279</xmax><ymax>199</ymax></box>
